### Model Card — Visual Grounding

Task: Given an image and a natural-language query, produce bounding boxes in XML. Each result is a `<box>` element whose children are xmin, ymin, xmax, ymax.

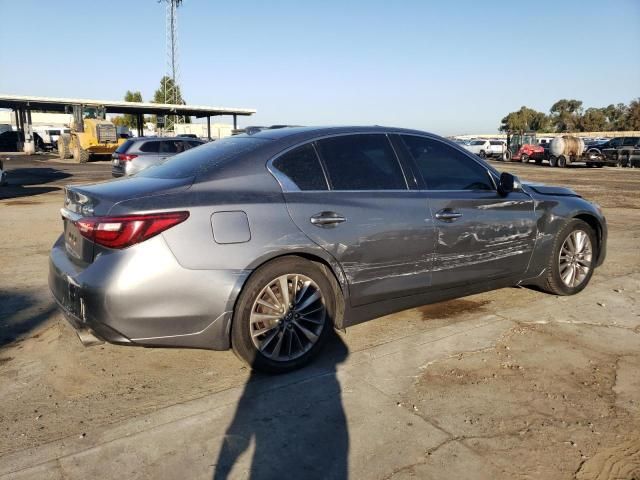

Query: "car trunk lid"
<box><xmin>62</xmin><ymin>176</ymin><xmax>193</xmax><ymax>264</ymax></box>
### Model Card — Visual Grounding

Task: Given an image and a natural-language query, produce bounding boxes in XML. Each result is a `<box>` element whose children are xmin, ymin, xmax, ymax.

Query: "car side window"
<box><xmin>139</xmin><ymin>141</ymin><xmax>160</xmax><ymax>153</ymax></box>
<box><xmin>401</xmin><ymin>135</ymin><xmax>494</xmax><ymax>191</ymax></box>
<box><xmin>610</xmin><ymin>138</ymin><xmax>623</xmax><ymax>148</ymax></box>
<box><xmin>160</xmin><ymin>141</ymin><xmax>179</xmax><ymax>154</ymax></box>
<box><xmin>272</xmin><ymin>143</ymin><xmax>328</xmax><ymax>191</ymax></box>
<box><xmin>315</xmin><ymin>134</ymin><xmax>406</xmax><ymax>190</ymax></box>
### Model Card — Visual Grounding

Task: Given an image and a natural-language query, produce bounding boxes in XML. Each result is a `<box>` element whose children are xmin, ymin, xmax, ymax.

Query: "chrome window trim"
<box><xmin>266</xmin><ymin>131</ymin><xmax>410</xmax><ymax>193</ymax></box>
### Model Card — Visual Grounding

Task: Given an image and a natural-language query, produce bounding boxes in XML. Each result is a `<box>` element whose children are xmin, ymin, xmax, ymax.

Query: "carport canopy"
<box><xmin>0</xmin><ymin>93</ymin><xmax>256</xmax><ymax>144</ymax></box>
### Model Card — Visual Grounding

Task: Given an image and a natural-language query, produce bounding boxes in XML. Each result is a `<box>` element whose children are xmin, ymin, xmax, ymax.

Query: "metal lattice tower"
<box><xmin>164</xmin><ymin>0</ymin><xmax>183</xmax><ymax>130</ymax></box>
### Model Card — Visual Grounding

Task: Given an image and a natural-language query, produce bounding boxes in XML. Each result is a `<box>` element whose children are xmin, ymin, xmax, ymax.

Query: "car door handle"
<box><xmin>310</xmin><ymin>212</ymin><xmax>347</xmax><ymax>227</ymax></box>
<box><xmin>435</xmin><ymin>209</ymin><xmax>463</xmax><ymax>221</ymax></box>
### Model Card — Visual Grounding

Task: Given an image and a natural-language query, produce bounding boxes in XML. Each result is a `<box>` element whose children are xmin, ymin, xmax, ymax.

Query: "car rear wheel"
<box><xmin>549</xmin><ymin>155</ymin><xmax>557</xmax><ymax>167</ymax></box>
<box><xmin>542</xmin><ymin>219</ymin><xmax>596</xmax><ymax>296</ymax></box>
<box><xmin>231</xmin><ymin>257</ymin><xmax>338</xmax><ymax>373</ymax></box>
<box><xmin>521</xmin><ymin>154</ymin><xmax>529</xmax><ymax>163</ymax></box>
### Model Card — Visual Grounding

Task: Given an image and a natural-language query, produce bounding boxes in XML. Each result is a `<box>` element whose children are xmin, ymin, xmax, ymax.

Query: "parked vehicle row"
<box><xmin>586</xmin><ymin>136</ymin><xmax>640</xmax><ymax>167</ymax></box>
<box><xmin>112</xmin><ymin>136</ymin><xmax>205</xmax><ymax>177</ymax></box>
<box><xmin>50</xmin><ymin>126</ymin><xmax>607</xmax><ymax>372</ymax></box>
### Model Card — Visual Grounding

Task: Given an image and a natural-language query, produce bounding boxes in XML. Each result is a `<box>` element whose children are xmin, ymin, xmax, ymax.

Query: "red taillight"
<box><xmin>75</xmin><ymin>211</ymin><xmax>189</xmax><ymax>249</ymax></box>
<box><xmin>118</xmin><ymin>153</ymin><xmax>138</xmax><ymax>162</ymax></box>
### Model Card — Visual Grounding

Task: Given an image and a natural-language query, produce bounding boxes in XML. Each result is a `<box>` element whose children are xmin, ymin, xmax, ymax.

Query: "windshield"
<box><xmin>138</xmin><ymin>136</ymin><xmax>269</xmax><ymax>179</ymax></box>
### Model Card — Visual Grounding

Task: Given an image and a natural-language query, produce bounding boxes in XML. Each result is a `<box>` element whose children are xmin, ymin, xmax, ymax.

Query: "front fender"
<box><xmin>526</xmin><ymin>195</ymin><xmax>607</xmax><ymax>277</ymax></box>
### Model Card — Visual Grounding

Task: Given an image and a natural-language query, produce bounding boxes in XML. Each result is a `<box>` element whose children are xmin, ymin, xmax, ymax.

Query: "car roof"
<box><xmin>237</xmin><ymin>125</ymin><xmax>438</xmax><ymax>143</ymax></box>
<box><xmin>131</xmin><ymin>136</ymin><xmax>203</xmax><ymax>142</ymax></box>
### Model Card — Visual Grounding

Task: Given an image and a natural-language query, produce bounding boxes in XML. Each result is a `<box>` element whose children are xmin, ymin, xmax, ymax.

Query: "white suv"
<box><xmin>462</xmin><ymin>139</ymin><xmax>491</xmax><ymax>158</ymax></box>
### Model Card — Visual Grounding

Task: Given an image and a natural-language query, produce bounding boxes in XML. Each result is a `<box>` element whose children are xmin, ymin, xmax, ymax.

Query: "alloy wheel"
<box><xmin>558</xmin><ymin>230</ymin><xmax>593</xmax><ymax>288</ymax></box>
<box><xmin>249</xmin><ymin>274</ymin><xmax>326</xmax><ymax>362</ymax></box>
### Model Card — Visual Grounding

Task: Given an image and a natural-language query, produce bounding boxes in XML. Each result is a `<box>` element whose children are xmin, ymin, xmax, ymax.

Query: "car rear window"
<box><xmin>140</xmin><ymin>141</ymin><xmax>161</xmax><ymax>153</ymax></box>
<box><xmin>315</xmin><ymin>134</ymin><xmax>406</xmax><ymax>190</ymax></box>
<box><xmin>138</xmin><ymin>136</ymin><xmax>269</xmax><ymax>179</ymax></box>
<box><xmin>114</xmin><ymin>139</ymin><xmax>135</xmax><ymax>154</ymax></box>
<box><xmin>489</xmin><ymin>141</ymin><xmax>503</xmax><ymax>145</ymax></box>
<box><xmin>272</xmin><ymin>143</ymin><xmax>328</xmax><ymax>191</ymax></box>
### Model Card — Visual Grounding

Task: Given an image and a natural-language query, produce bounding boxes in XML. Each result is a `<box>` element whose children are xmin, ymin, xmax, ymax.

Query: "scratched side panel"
<box><xmin>282</xmin><ymin>191</ymin><xmax>437</xmax><ymax>307</ymax></box>
<box><xmin>428</xmin><ymin>191</ymin><xmax>538</xmax><ymax>289</ymax></box>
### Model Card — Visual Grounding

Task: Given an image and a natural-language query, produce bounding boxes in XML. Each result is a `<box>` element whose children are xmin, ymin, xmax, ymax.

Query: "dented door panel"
<box><xmin>428</xmin><ymin>190</ymin><xmax>537</xmax><ymax>288</ymax></box>
<box><xmin>282</xmin><ymin>190</ymin><xmax>437</xmax><ymax>307</ymax></box>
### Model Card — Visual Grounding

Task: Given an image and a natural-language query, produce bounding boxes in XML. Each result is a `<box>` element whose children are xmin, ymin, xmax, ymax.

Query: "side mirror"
<box><xmin>498</xmin><ymin>172</ymin><xmax>515</xmax><ymax>196</ymax></box>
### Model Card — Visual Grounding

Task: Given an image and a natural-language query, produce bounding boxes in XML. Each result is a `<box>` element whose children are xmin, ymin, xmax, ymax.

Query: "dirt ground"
<box><xmin>0</xmin><ymin>155</ymin><xmax>639</xmax><ymax>479</ymax></box>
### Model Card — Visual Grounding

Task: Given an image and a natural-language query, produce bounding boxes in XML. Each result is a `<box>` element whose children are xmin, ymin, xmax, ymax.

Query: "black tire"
<box><xmin>549</xmin><ymin>155</ymin><xmax>558</xmax><ymax>167</ymax></box>
<box><xmin>479</xmin><ymin>150</ymin><xmax>486</xmax><ymax>159</ymax></box>
<box><xmin>73</xmin><ymin>138</ymin><xmax>90</xmax><ymax>163</ymax></box>
<box><xmin>557</xmin><ymin>155</ymin><xmax>567</xmax><ymax>168</ymax></box>
<box><xmin>231</xmin><ymin>257</ymin><xmax>340</xmax><ymax>373</ymax></box>
<box><xmin>503</xmin><ymin>150</ymin><xmax>512</xmax><ymax>162</ymax></box>
<box><xmin>521</xmin><ymin>154</ymin><xmax>529</xmax><ymax>163</ymax></box>
<box><xmin>58</xmin><ymin>134</ymin><xmax>71</xmax><ymax>159</ymax></box>
<box><xmin>542</xmin><ymin>219</ymin><xmax>597</xmax><ymax>296</ymax></box>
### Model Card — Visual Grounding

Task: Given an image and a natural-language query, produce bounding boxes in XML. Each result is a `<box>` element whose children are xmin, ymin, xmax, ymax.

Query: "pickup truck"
<box><xmin>462</xmin><ymin>139</ymin><xmax>491</xmax><ymax>158</ymax></box>
<box><xmin>587</xmin><ymin>136</ymin><xmax>640</xmax><ymax>167</ymax></box>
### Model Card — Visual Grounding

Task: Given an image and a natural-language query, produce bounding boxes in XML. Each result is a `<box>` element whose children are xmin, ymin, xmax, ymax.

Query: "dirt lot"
<box><xmin>0</xmin><ymin>155</ymin><xmax>639</xmax><ymax>479</ymax></box>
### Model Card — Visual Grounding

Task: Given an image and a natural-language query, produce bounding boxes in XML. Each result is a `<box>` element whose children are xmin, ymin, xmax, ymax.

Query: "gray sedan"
<box><xmin>50</xmin><ymin>126</ymin><xmax>607</xmax><ymax>373</ymax></box>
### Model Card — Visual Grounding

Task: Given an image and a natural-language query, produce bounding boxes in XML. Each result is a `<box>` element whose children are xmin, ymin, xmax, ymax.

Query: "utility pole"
<box><xmin>164</xmin><ymin>0</ymin><xmax>183</xmax><ymax>132</ymax></box>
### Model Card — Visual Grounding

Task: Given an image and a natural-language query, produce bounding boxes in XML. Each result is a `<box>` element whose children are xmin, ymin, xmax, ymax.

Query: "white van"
<box><xmin>33</xmin><ymin>126</ymin><xmax>71</xmax><ymax>150</ymax></box>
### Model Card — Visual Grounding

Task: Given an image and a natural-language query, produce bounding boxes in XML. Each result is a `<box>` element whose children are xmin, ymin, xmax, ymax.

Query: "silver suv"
<box><xmin>112</xmin><ymin>137</ymin><xmax>204</xmax><ymax>177</ymax></box>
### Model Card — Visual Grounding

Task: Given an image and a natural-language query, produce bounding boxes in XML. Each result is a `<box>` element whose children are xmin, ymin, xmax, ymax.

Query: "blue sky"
<box><xmin>0</xmin><ymin>0</ymin><xmax>638</xmax><ymax>135</ymax></box>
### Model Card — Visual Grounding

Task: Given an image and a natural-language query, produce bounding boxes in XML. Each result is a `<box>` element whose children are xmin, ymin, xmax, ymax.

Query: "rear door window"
<box><xmin>160</xmin><ymin>140</ymin><xmax>179</xmax><ymax>154</ymax></box>
<box><xmin>315</xmin><ymin>134</ymin><xmax>406</xmax><ymax>190</ymax></box>
<box><xmin>401</xmin><ymin>135</ymin><xmax>494</xmax><ymax>191</ymax></box>
<box><xmin>139</xmin><ymin>141</ymin><xmax>160</xmax><ymax>153</ymax></box>
<box><xmin>272</xmin><ymin>143</ymin><xmax>328</xmax><ymax>191</ymax></box>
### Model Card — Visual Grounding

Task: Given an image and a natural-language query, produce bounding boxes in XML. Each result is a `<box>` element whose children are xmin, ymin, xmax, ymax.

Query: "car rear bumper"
<box><xmin>48</xmin><ymin>234</ymin><xmax>250</xmax><ymax>350</ymax></box>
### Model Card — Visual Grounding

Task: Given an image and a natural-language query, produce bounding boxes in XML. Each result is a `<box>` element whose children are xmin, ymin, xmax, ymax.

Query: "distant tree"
<box><xmin>603</xmin><ymin>103</ymin><xmax>630</xmax><ymax>131</ymax></box>
<box><xmin>550</xmin><ymin>99</ymin><xmax>583</xmax><ymax>132</ymax></box>
<box><xmin>111</xmin><ymin>116</ymin><xmax>127</xmax><ymax>127</ymax></box>
<box><xmin>152</xmin><ymin>76</ymin><xmax>191</xmax><ymax>129</ymax></box>
<box><xmin>627</xmin><ymin>98</ymin><xmax>640</xmax><ymax>131</ymax></box>
<box><xmin>500</xmin><ymin>106</ymin><xmax>551</xmax><ymax>132</ymax></box>
<box><xmin>579</xmin><ymin>108</ymin><xmax>608</xmax><ymax>132</ymax></box>
<box><xmin>119</xmin><ymin>90</ymin><xmax>144</xmax><ymax>128</ymax></box>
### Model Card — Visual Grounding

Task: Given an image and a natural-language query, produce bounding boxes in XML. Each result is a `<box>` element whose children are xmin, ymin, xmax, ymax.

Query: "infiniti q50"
<box><xmin>49</xmin><ymin>126</ymin><xmax>606</xmax><ymax>372</ymax></box>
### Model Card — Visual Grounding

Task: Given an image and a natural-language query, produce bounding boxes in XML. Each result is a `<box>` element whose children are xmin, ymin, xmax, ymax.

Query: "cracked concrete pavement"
<box><xmin>1</xmin><ymin>157</ymin><xmax>639</xmax><ymax>479</ymax></box>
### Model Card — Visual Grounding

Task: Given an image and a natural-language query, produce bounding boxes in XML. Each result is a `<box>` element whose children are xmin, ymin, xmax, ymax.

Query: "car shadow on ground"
<box><xmin>212</xmin><ymin>332</ymin><xmax>350</xmax><ymax>480</ymax></box>
<box><xmin>0</xmin><ymin>167</ymin><xmax>70</xmax><ymax>200</ymax></box>
<box><xmin>0</xmin><ymin>290</ymin><xmax>57</xmax><ymax>349</ymax></box>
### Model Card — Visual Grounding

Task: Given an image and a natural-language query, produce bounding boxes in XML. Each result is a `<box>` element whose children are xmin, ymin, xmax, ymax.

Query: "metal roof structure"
<box><xmin>0</xmin><ymin>94</ymin><xmax>256</xmax><ymax>118</ymax></box>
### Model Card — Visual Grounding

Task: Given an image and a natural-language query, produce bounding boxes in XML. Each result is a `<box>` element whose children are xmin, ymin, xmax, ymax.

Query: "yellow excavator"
<box><xmin>58</xmin><ymin>105</ymin><xmax>125</xmax><ymax>163</ymax></box>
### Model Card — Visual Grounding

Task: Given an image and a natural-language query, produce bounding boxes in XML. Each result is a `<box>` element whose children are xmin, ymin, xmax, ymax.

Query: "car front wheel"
<box><xmin>542</xmin><ymin>219</ymin><xmax>597</xmax><ymax>296</ymax></box>
<box><xmin>231</xmin><ymin>257</ymin><xmax>338</xmax><ymax>373</ymax></box>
